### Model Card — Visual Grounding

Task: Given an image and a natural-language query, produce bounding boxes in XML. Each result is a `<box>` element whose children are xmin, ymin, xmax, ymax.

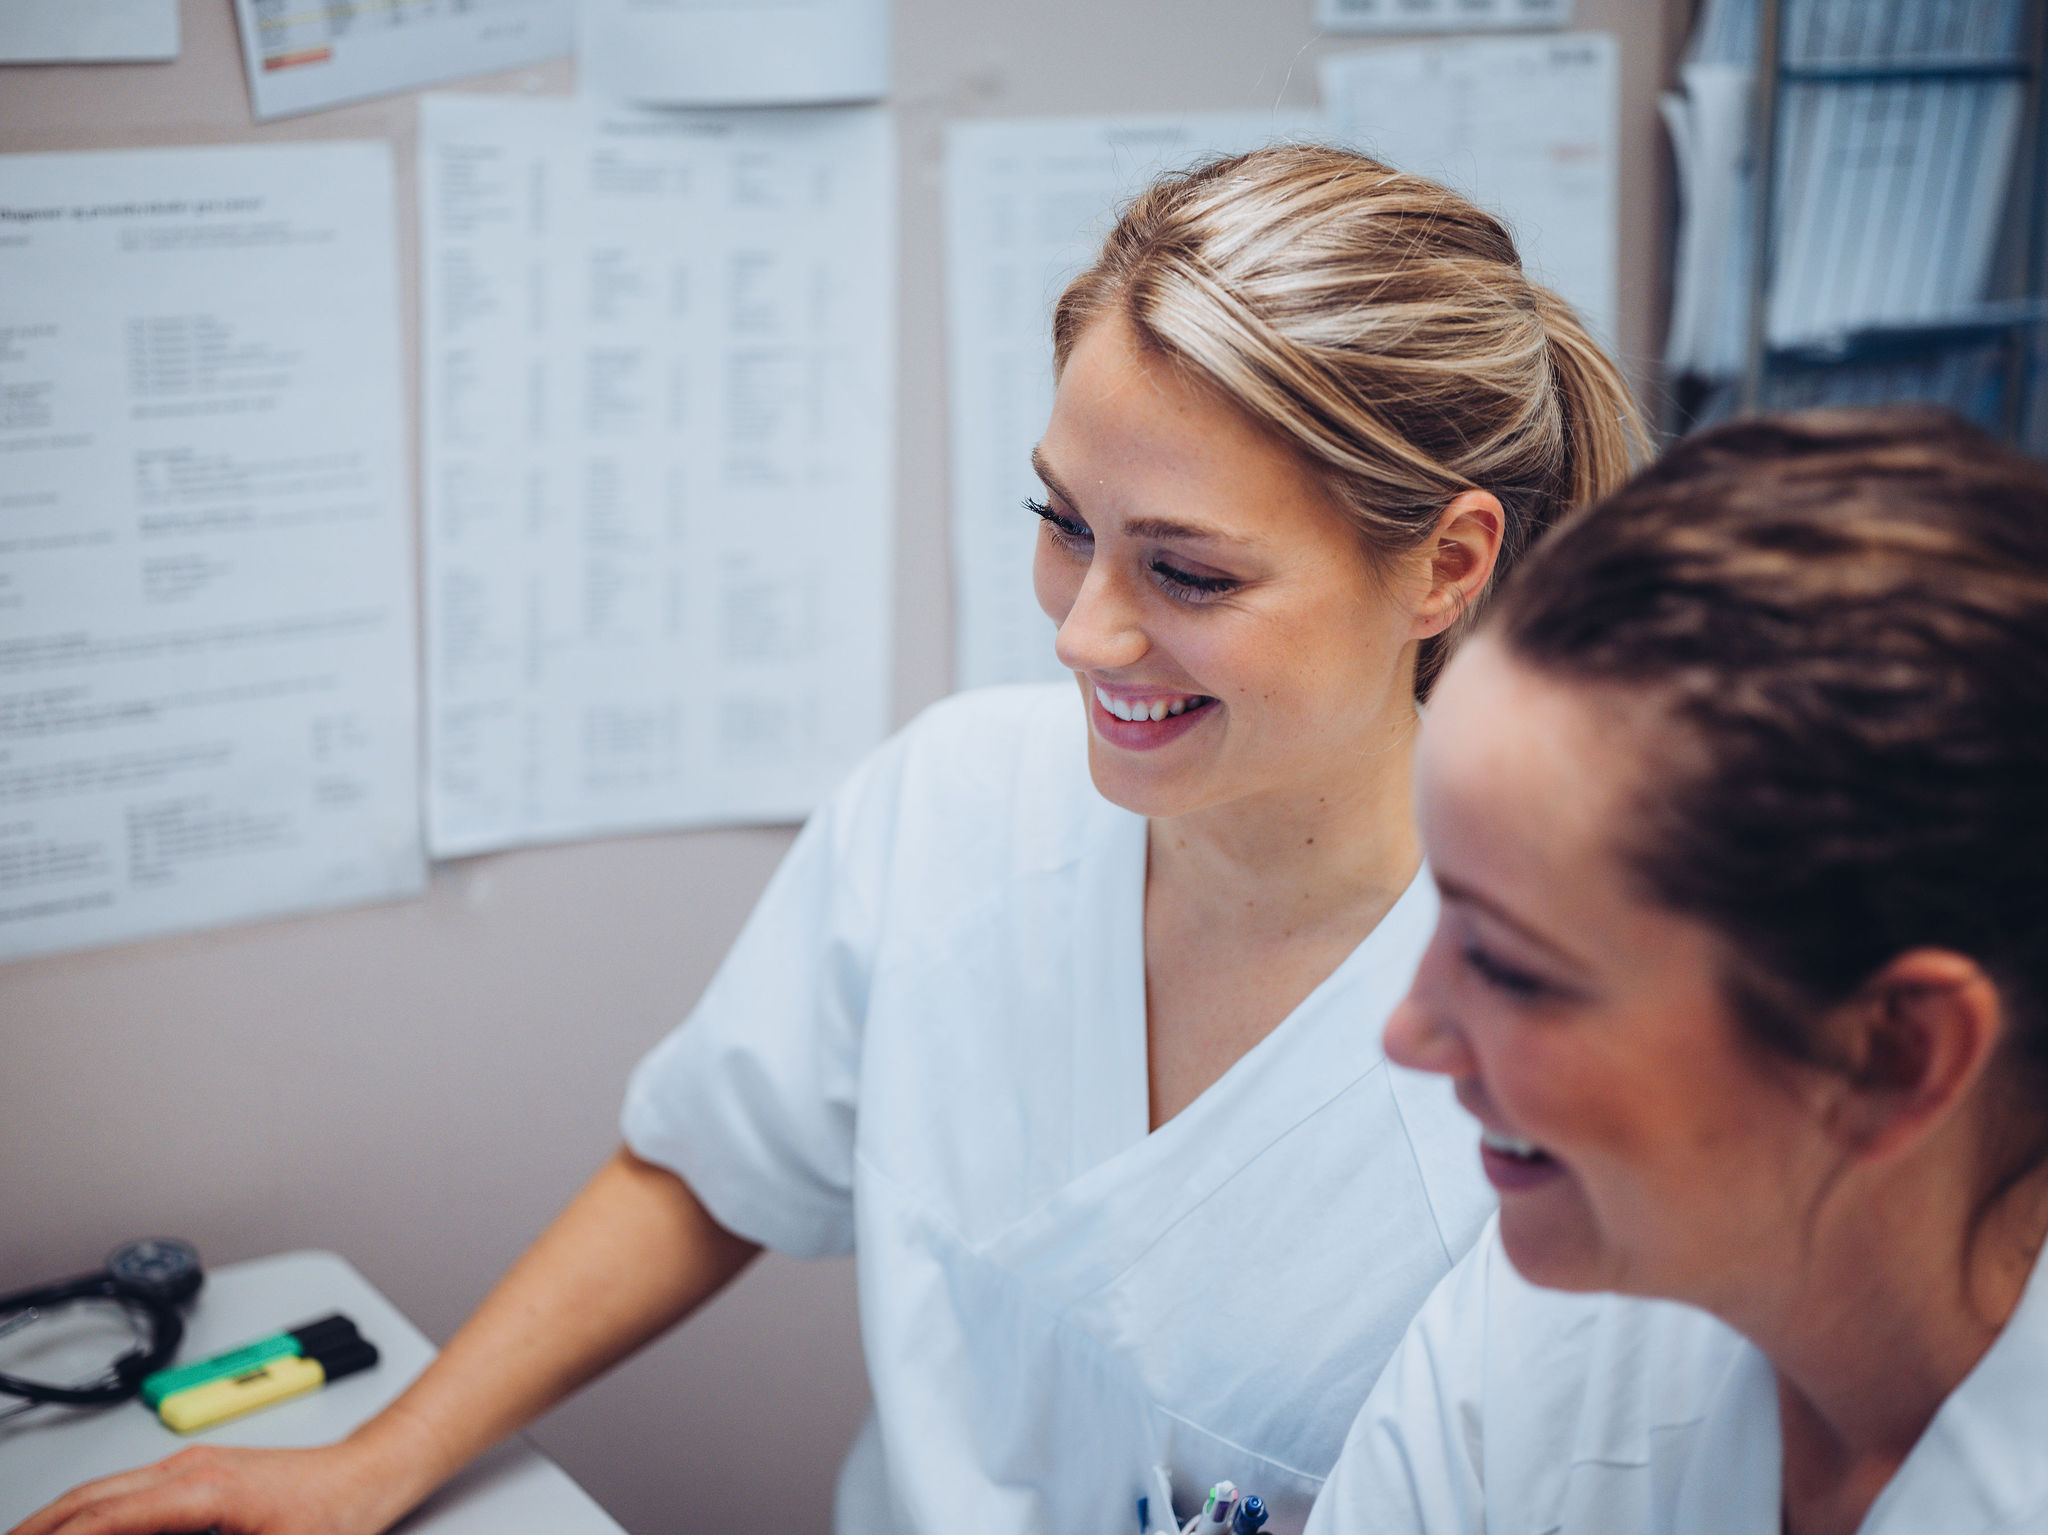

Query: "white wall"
<box><xmin>0</xmin><ymin>2</ymin><xmax>1687</xmax><ymax>1529</ymax></box>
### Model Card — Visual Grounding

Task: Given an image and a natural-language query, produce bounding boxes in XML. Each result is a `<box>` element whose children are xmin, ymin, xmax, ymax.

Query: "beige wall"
<box><xmin>0</xmin><ymin>2</ymin><xmax>1682</xmax><ymax>1529</ymax></box>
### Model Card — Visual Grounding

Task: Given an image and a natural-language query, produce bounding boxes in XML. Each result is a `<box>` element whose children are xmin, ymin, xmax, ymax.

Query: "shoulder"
<box><xmin>891</xmin><ymin>682</ymin><xmax>1083</xmax><ymax>781</ymax></box>
<box><xmin>843</xmin><ymin>682</ymin><xmax>1096</xmax><ymax>855</ymax></box>
<box><xmin>1312</xmin><ymin>1222</ymin><xmax>1747</xmax><ymax>1535</ymax></box>
<box><xmin>1345</xmin><ymin>1220</ymin><xmax>1621</xmax><ymax>1450</ymax></box>
<box><xmin>787</xmin><ymin>683</ymin><xmax>1102</xmax><ymax>935</ymax></box>
<box><xmin>1453</xmin><ymin>1228</ymin><xmax>1746</xmax><ymax>1457</ymax></box>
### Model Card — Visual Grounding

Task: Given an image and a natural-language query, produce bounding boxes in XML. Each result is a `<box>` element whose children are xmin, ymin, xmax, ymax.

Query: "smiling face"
<box><xmin>1031</xmin><ymin>315</ymin><xmax>1431</xmax><ymax>823</ymax></box>
<box><xmin>1385</xmin><ymin>638</ymin><xmax>1847</xmax><ymax>1307</ymax></box>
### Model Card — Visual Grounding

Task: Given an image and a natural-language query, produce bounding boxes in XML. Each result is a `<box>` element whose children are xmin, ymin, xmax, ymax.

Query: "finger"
<box><xmin>36</xmin><ymin>1472</ymin><xmax>239</xmax><ymax>1535</ymax></box>
<box><xmin>6</xmin><ymin>1460</ymin><xmax>188</xmax><ymax>1535</ymax></box>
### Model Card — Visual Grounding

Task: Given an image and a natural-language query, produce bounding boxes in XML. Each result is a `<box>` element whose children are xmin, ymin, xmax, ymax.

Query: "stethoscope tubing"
<box><xmin>0</xmin><ymin>1272</ymin><xmax>186</xmax><ymax>1406</ymax></box>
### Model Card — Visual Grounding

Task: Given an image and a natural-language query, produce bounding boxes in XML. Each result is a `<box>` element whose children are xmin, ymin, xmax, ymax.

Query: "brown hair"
<box><xmin>1490</xmin><ymin>406</ymin><xmax>2048</xmax><ymax>1194</ymax></box>
<box><xmin>1053</xmin><ymin>143</ymin><xmax>1647</xmax><ymax>695</ymax></box>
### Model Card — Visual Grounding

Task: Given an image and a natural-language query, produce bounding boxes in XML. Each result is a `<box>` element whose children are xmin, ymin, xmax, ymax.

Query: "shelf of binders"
<box><xmin>1778</xmin><ymin>59</ymin><xmax>2031</xmax><ymax>84</ymax></box>
<box><xmin>1737</xmin><ymin>0</ymin><xmax>2048</xmax><ymax>446</ymax></box>
<box><xmin>1766</xmin><ymin>299</ymin><xmax>2048</xmax><ymax>364</ymax></box>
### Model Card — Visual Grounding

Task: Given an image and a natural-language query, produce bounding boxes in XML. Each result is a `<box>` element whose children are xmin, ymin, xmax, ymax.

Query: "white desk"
<box><xmin>0</xmin><ymin>1251</ymin><xmax>626</xmax><ymax>1535</ymax></box>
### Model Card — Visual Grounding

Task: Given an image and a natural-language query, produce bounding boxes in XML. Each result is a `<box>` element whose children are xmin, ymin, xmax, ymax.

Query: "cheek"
<box><xmin>1168</xmin><ymin>601</ymin><xmax>1314</xmax><ymax>710</ymax></box>
<box><xmin>1256</xmin><ymin>588</ymin><xmax>1408</xmax><ymax>714</ymax></box>
<box><xmin>1480</xmin><ymin>1024</ymin><xmax>1637</xmax><ymax>1152</ymax></box>
<box><xmin>1162</xmin><ymin>621</ymin><xmax>1241</xmax><ymax>695</ymax></box>
<box><xmin>1511</xmin><ymin>1025</ymin><xmax>1769</xmax><ymax>1207</ymax></box>
<box><xmin>1032</xmin><ymin>530</ymin><xmax>1079</xmax><ymax>625</ymax></box>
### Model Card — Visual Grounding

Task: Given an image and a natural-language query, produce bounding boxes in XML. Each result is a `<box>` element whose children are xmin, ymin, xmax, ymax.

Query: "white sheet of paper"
<box><xmin>1316</xmin><ymin>0</ymin><xmax>1569</xmax><ymax>32</ymax></box>
<box><xmin>0</xmin><ymin>142</ymin><xmax>423</xmax><ymax>963</ymax></box>
<box><xmin>1320</xmin><ymin>33</ymin><xmax>1618</xmax><ymax>348</ymax></box>
<box><xmin>419</xmin><ymin>95</ymin><xmax>894</xmax><ymax>856</ymax></box>
<box><xmin>229</xmin><ymin>0</ymin><xmax>572</xmax><ymax>121</ymax></box>
<box><xmin>0</xmin><ymin>0</ymin><xmax>177</xmax><ymax>60</ymax></box>
<box><xmin>577</xmin><ymin>0</ymin><xmax>887</xmax><ymax>106</ymax></box>
<box><xmin>944</xmin><ymin>112</ymin><xmax>1320</xmax><ymax>692</ymax></box>
<box><xmin>1661</xmin><ymin>62</ymin><xmax>1754</xmax><ymax>378</ymax></box>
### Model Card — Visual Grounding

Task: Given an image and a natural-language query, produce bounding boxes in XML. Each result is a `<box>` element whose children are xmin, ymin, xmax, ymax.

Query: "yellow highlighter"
<box><xmin>158</xmin><ymin>1335</ymin><xmax>378</xmax><ymax>1433</ymax></box>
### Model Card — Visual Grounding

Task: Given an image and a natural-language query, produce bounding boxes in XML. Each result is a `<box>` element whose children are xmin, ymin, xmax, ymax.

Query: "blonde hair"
<box><xmin>1053</xmin><ymin>144</ymin><xmax>1648</xmax><ymax>695</ymax></box>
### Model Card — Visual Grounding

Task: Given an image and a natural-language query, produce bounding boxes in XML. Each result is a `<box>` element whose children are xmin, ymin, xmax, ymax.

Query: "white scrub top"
<box><xmin>1308</xmin><ymin>1217</ymin><xmax>2048</xmax><ymax>1535</ymax></box>
<box><xmin>622</xmin><ymin>684</ymin><xmax>1495</xmax><ymax>1535</ymax></box>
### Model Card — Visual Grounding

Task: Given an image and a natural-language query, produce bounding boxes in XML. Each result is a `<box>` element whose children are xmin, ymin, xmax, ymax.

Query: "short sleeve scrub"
<box><xmin>1306</xmin><ymin>1216</ymin><xmax>2048</xmax><ymax>1535</ymax></box>
<box><xmin>623</xmin><ymin>683</ymin><xmax>1495</xmax><ymax>1535</ymax></box>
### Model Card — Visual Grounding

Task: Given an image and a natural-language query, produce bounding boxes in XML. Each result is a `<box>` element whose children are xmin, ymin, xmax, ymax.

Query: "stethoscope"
<box><xmin>0</xmin><ymin>1238</ymin><xmax>202</xmax><ymax>1422</ymax></box>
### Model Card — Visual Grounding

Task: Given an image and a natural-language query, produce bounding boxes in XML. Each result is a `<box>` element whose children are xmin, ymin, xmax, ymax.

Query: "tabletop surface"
<box><xmin>0</xmin><ymin>1249</ymin><xmax>627</xmax><ymax>1535</ymax></box>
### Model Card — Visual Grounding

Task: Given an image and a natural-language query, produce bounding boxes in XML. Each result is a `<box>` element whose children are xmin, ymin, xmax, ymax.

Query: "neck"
<box><xmin>1743</xmin><ymin>1156</ymin><xmax>2048</xmax><ymax>1535</ymax></box>
<box><xmin>1148</xmin><ymin>700</ymin><xmax>1422</xmax><ymax>936</ymax></box>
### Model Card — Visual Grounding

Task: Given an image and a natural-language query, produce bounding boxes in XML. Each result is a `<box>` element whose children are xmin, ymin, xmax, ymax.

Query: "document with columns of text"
<box><xmin>419</xmin><ymin>95</ymin><xmax>895</xmax><ymax>856</ymax></box>
<box><xmin>230</xmin><ymin>0</ymin><xmax>572</xmax><ymax>121</ymax></box>
<box><xmin>1320</xmin><ymin>33</ymin><xmax>1619</xmax><ymax>349</ymax></box>
<box><xmin>0</xmin><ymin>141</ymin><xmax>423</xmax><ymax>963</ymax></box>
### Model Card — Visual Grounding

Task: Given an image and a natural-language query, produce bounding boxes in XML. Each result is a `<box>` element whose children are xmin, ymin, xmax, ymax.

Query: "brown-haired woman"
<box><xmin>1310</xmin><ymin>407</ymin><xmax>2048</xmax><ymax>1535</ymax></box>
<box><xmin>13</xmin><ymin>147</ymin><xmax>1640</xmax><ymax>1535</ymax></box>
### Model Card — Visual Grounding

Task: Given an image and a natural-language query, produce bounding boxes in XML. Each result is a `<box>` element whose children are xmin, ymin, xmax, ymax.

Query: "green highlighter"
<box><xmin>140</xmin><ymin>1313</ymin><xmax>362</xmax><ymax>1410</ymax></box>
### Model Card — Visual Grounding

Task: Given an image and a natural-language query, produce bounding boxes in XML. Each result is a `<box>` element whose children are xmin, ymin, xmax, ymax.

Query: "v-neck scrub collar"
<box><xmin>1311</xmin><ymin>1215</ymin><xmax>2048</xmax><ymax>1535</ymax></box>
<box><xmin>624</xmin><ymin>683</ymin><xmax>1496</xmax><ymax>1534</ymax></box>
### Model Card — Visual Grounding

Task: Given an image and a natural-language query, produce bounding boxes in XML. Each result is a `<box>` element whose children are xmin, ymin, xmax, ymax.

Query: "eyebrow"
<box><xmin>1433</xmin><ymin>873</ymin><xmax>1597</xmax><ymax>975</ymax></box>
<box><xmin>1029</xmin><ymin>445</ymin><xmax>1260</xmax><ymax>548</ymax></box>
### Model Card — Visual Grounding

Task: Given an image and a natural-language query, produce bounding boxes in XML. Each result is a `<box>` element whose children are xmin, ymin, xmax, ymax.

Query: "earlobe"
<box><xmin>1415</xmin><ymin>490</ymin><xmax>1507</xmax><ymax>640</ymax></box>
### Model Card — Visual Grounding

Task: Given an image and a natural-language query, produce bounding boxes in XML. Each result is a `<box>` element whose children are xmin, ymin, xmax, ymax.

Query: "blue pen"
<box><xmin>1137</xmin><ymin>1496</ymin><xmax>1150</xmax><ymax>1533</ymax></box>
<box><xmin>1232</xmin><ymin>1494</ymin><xmax>1269</xmax><ymax>1534</ymax></box>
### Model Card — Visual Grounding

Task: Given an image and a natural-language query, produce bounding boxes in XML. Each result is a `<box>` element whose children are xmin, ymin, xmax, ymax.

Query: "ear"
<box><xmin>1821</xmin><ymin>949</ymin><xmax>2007</xmax><ymax>1163</ymax></box>
<box><xmin>1413</xmin><ymin>490</ymin><xmax>1507</xmax><ymax>640</ymax></box>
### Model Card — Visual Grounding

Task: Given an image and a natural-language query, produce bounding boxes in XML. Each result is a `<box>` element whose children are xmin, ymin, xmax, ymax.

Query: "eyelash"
<box><xmin>1460</xmin><ymin>941</ymin><xmax>1552</xmax><ymax>1001</ymax></box>
<box><xmin>1025</xmin><ymin>496</ymin><xmax>1088</xmax><ymax>548</ymax></box>
<box><xmin>1023</xmin><ymin>497</ymin><xmax>1240</xmax><ymax>602</ymax></box>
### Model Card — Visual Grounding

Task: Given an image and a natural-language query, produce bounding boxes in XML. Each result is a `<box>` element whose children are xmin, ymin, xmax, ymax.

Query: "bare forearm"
<box><xmin>345</xmin><ymin>1147</ymin><xmax>759</xmax><ymax>1517</ymax></box>
<box><xmin>9</xmin><ymin>1152</ymin><xmax>758</xmax><ymax>1535</ymax></box>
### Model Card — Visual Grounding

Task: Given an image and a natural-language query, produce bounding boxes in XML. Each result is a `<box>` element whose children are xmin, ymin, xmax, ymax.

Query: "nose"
<box><xmin>1382</xmin><ymin>933</ymin><xmax>1477</xmax><ymax>1079</ymax></box>
<box><xmin>1383</xmin><ymin>993</ymin><xmax>1462</xmax><ymax>1075</ymax></box>
<box><xmin>1050</xmin><ymin>556</ymin><xmax>1148</xmax><ymax>675</ymax></box>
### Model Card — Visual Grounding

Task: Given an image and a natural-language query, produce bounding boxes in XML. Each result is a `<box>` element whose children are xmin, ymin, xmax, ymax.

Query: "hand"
<box><xmin>5</xmin><ymin>1440</ymin><xmax>411</xmax><ymax>1535</ymax></box>
<box><xmin>9</xmin><ymin>1152</ymin><xmax>749</xmax><ymax>1535</ymax></box>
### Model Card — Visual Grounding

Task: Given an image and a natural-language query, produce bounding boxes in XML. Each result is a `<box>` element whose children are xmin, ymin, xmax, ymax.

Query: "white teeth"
<box><xmin>1482</xmin><ymin>1129</ymin><xmax>1545</xmax><ymax>1160</ymax></box>
<box><xmin>1094</xmin><ymin>685</ymin><xmax>1202</xmax><ymax>724</ymax></box>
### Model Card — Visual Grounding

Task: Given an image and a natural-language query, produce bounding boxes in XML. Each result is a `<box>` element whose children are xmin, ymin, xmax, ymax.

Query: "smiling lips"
<box><xmin>1087</xmin><ymin>683</ymin><xmax>1218</xmax><ymax>751</ymax></box>
<box><xmin>1480</xmin><ymin>1127</ymin><xmax>1565</xmax><ymax>1192</ymax></box>
<box><xmin>1093</xmin><ymin>685</ymin><xmax>1211</xmax><ymax>722</ymax></box>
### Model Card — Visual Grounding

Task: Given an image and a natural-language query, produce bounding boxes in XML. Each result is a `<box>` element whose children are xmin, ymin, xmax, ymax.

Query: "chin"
<box><xmin>1495</xmin><ymin>1202</ymin><xmax>1615</xmax><ymax>1295</ymax></box>
<box><xmin>1083</xmin><ymin>748</ymin><xmax>1204</xmax><ymax>819</ymax></box>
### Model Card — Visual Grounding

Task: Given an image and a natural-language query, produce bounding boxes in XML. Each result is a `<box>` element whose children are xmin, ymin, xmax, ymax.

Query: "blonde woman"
<box><xmin>12</xmin><ymin>147</ymin><xmax>1641</xmax><ymax>1535</ymax></box>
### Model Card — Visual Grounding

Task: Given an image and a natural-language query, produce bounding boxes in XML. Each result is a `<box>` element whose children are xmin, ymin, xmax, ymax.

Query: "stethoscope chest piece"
<box><xmin>103</xmin><ymin>1238</ymin><xmax>203</xmax><ymax>1307</ymax></box>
